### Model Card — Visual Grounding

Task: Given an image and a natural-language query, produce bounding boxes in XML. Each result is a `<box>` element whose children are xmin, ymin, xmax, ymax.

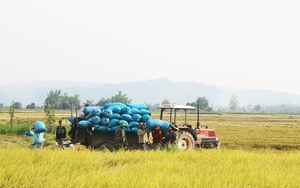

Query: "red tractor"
<box><xmin>158</xmin><ymin>104</ymin><xmax>220</xmax><ymax>150</ymax></box>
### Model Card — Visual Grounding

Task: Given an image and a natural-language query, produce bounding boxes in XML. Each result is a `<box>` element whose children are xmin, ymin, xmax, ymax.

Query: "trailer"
<box><xmin>74</xmin><ymin>130</ymin><xmax>139</xmax><ymax>151</ymax></box>
<box><xmin>72</xmin><ymin>103</ymin><xmax>220</xmax><ymax>151</ymax></box>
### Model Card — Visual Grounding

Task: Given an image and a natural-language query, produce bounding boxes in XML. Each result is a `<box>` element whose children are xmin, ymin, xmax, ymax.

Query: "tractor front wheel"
<box><xmin>177</xmin><ymin>131</ymin><xmax>195</xmax><ymax>151</ymax></box>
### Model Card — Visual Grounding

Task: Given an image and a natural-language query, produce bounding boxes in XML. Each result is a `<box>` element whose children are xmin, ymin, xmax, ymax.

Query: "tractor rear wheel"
<box><xmin>177</xmin><ymin>131</ymin><xmax>195</xmax><ymax>151</ymax></box>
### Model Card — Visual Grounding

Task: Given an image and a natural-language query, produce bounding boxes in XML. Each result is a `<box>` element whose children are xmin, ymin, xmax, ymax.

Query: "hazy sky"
<box><xmin>1</xmin><ymin>1</ymin><xmax>299</xmax><ymax>94</ymax></box>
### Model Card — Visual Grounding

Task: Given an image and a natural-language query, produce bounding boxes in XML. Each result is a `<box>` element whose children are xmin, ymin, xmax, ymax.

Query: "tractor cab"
<box><xmin>158</xmin><ymin>104</ymin><xmax>197</xmax><ymax>126</ymax></box>
<box><xmin>158</xmin><ymin>104</ymin><xmax>220</xmax><ymax>149</ymax></box>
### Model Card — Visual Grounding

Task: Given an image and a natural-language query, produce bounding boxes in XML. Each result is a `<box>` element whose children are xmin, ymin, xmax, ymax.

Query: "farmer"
<box><xmin>152</xmin><ymin>125</ymin><xmax>162</xmax><ymax>150</ymax></box>
<box><xmin>30</xmin><ymin>126</ymin><xmax>45</xmax><ymax>150</ymax></box>
<box><xmin>85</xmin><ymin>122</ymin><xmax>93</xmax><ymax>150</ymax></box>
<box><xmin>68</xmin><ymin>103</ymin><xmax>90</xmax><ymax>141</ymax></box>
<box><xmin>187</xmin><ymin>124</ymin><xmax>198</xmax><ymax>141</ymax></box>
<box><xmin>114</xmin><ymin>122</ymin><xmax>128</xmax><ymax>150</ymax></box>
<box><xmin>137</xmin><ymin>122</ymin><xmax>148</xmax><ymax>150</ymax></box>
<box><xmin>163</xmin><ymin>124</ymin><xmax>179</xmax><ymax>146</ymax></box>
<box><xmin>56</xmin><ymin>120</ymin><xmax>66</xmax><ymax>148</ymax></box>
<box><xmin>76</xmin><ymin>102</ymin><xmax>90</xmax><ymax>120</ymax></box>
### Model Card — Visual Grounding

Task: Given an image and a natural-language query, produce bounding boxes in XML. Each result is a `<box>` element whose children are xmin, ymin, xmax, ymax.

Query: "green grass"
<box><xmin>0</xmin><ymin>123</ymin><xmax>32</xmax><ymax>135</ymax></box>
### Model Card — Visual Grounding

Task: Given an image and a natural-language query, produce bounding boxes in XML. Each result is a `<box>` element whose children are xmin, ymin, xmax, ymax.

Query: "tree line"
<box><xmin>1</xmin><ymin>90</ymin><xmax>211</xmax><ymax>111</ymax></box>
<box><xmin>0</xmin><ymin>90</ymin><xmax>132</xmax><ymax>110</ymax></box>
<box><xmin>2</xmin><ymin>90</ymin><xmax>300</xmax><ymax>114</ymax></box>
<box><xmin>44</xmin><ymin>90</ymin><xmax>133</xmax><ymax>110</ymax></box>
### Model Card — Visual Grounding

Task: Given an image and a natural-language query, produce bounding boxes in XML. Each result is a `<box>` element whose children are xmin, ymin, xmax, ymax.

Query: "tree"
<box><xmin>9</xmin><ymin>102</ymin><xmax>15</xmax><ymax>134</ymax></box>
<box><xmin>206</xmin><ymin>107</ymin><xmax>213</xmax><ymax>112</ymax></box>
<box><xmin>45</xmin><ymin>90</ymin><xmax>81</xmax><ymax>110</ymax></box>
<box><xmin>110</xmin><ymin>91</ymin><xmax>132</xmax><ymax>103</ymax></box>
<box><xmin>61</xmin><ymin>93</ymin><xmax>80</xmax><ymax>110</ymax></box>
<box><xmin>162</xmin><ymin>99</ymin><xmax>171</xmax><ymax>104</ymax></box>
<box><xmin>44</xmin><ymin>100</ymin><xmax>55</xmax><ymax>134</ymax></box>
<box><xmin>95</xmin><ymin>91</ymin><xmax>132</xmax><ymax>106</ymax></box>
<box><xmin>26</xmin><ymin>102</ymin><xmax>35</xmax><ymax>109</ymax></box>
<box><xmin>186</xmin><ymin>97</ymin><xmax>212</xmax><ymax>111</ymax></box>
<box><xmin>186</xmin><ymin>102</ymin><xmax>197</xmax><ymax>107</ymax></box>
<box><xmin>96</xmin><ymin>98</ymin><xmax>111</xmax><ymax>106</ymax></box>
<box><xmin>151</xmin><ymin>103</ymin><xmax>160</xmax><ymax>110</ymax></box>
<box><xmin>144</xmin><ymin>103</ymin><xmax>152</xmax><ymax>108</ymax></box>
<box><xmin>61</xmin><ymin>94</ymin><xmax>71</xmax><ymax>110</ymax></box>
<box><xmin>45</xmin><ymin>90</ymin><xmax>62</xmax><ymax>109</ymax></box>
<box><xmin>196</xmin><ymin>97</ymin><xmax>209</xmax><ymax>111</ymax></box>
<box><xmin>14</xmin><ymin>102</ymin><xmax>22</xmax><ymax>109</ymax></box>
<box><xmin>253</xmin><ymin>105</ymin><xmax>261</xmax><ymax>112</ymax></box>
<box><xmin>229</xmin><ymin>94</ymin><xmax>239</xmax><ymax>111</ymax></box>
<box><xmin>59</xmin><ymin>93</ymin><xmax>80</xmax><ymax>116</ymax></box>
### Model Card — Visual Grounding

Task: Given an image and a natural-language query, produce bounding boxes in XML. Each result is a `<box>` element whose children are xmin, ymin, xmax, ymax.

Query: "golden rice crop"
<box><xmin>1</xmin><ymin>148</ymin><xmax>300</xmax><ymax>188</ymax></box>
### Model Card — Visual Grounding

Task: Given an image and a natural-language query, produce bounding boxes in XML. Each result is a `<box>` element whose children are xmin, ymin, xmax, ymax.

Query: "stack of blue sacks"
<box><xmin>68</xmin><ymin>103</ymin><xmax>152</xmax><ymax>133</ymax></box>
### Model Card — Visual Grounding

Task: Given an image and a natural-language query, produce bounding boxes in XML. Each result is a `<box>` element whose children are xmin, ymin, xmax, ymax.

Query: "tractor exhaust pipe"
<box><xmin>197</xmin><ymin>105</ymin><xmax>200</xmax><ymax>129</ymax></box>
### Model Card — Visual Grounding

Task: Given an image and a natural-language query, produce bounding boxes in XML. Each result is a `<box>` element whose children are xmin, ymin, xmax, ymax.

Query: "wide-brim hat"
<box><xmin>138</xmin><ymin>123</ymin><xmax>144</xmax><ymax>128</ymax></box>
<box><xmin>119</xmin><ymin>123</ymin><xmax>126</xmax><ymax>127</ymax></box>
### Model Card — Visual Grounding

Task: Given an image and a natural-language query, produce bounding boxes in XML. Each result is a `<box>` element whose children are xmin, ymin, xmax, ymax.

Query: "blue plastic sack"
<box><xmin>88</xmin><ymin>116</ymin><xmax>101</xmax><ymax>125</ymax></box>
<box><xmin>146</xmin><ymin>119</ymin><xmax>169</xmax><ymax>133</ymax></box>
<box><xmin>100</xmin><ymin>117</ymin><xmax>110</xmax><ymax>125</ymax></box>
<box><xmin>111</xmin><ymin>113</ymin><xmax>122</xmax><ymax>120</ymax></box>
<box><xmin>107</xmin><ymin>106</ymin><xmax>122</xmax><ymax>114</ymax></box>
<box><xmin>126</xmin><ymin>103</ymin><xmax>149</xmax><ymax>110</ymax></box>
<box><xmin>103</xmin><ymin>102</ymin><xmax>126</xmax><ymax>109</ymax></box>
<box><xmin>78</xmin><ymin>120</ymin><xmax>90</xmax><ymax>129</ymax></box>
<box><xmin>124</xmin><ymin>127</ymin><xmax>131</xmax><ymax>132</ymax></box>
<box><xmin>121</xmin><ymin>106</ymin><xmax>132</xmax><ymax>114</ymax></box>
<box><xmin>131</xmin><ymin>114</ymin><xmax>141</xmax><ymax>122</ymax></box>
<box><xmin>24</xmin><ymin>129</ymin><xmax>34</xmax><ymax>136</ymax></box>
<box><xmin>109</xmin><ymin>126</ymin><xmax>119</xmax><ymax>132</ymax></box>
<box><xmin>140</xmin><ymin>109</ymin><xmax>151</xmax><ymax>115</ymax></box>
<box><xmin>68</xmin><ymin>116</ymin><xmax>76</xmax><ymax>123</ymax></box>
<box><xmin>86</xmin><ymin>108</ymin><xmax>101</xmax><ymax>119</ymax></box>
<box><xmin>141</xmin><ymin>114</ymin><xmax>151</xmax><ymax>123</ymax></box>
<box><xmin>122</xmin><ymin>114</ymin><xmax>133</xmax><ymax>122</ymax></box>
<box><xmin>108</xmin><ymin>119</ymin><xmax>120</xmax><ymax>128</ymax></box>
<box><xmin>83</xmin><ymin>107</ymin><xmax>91</xmax><ymax>116</ymax></box>
<box><xmin>131</xmin><ymin>108</ymin><xmax>141</xmax><ymax>115</ymax></box>
<box><xmin>131</xmin><ymin>127</ymin><xmax>138</xmax><ymax>133</ymax></box>
<box><xmin>129</xmin><ymin>121</ymin><xmax>139</xmax><ymax>128</ymax></box>
<box><xmin>94</xmin><ymin>125</ymin><xmax>110</xmax><ymax>132</ymax></box>
<box><xmin>33</xmin><ymin>121</ymin><xmax>46</xmax><ymax>133</ymax></box>
<box><xmin>101</xmin><ymin>109</ymin><xmax>112</xmax><ymax>118</ymax></box>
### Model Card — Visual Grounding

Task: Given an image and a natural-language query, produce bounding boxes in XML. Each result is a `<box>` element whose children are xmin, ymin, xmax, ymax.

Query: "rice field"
<box><xmin>1</xmin><ymin>148</ymin><xmax>300</xmax><ymax>187</ymax></box>
<box><xmin>1</xmin><ymin>110</ymin><xmax>300</xmax><ymax>187</ymax></box>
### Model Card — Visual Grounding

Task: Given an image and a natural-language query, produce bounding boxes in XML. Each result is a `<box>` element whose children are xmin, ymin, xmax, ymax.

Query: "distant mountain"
<box><xmin>1</xmin><ymin>78</ymin><xmax>300</xmax><ymax>107</ymax></box>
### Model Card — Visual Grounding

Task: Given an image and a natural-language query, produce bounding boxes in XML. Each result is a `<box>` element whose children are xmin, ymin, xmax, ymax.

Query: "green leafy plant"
<box><xmin>9</xmin><ymin>101</ymin><xmax>15</xmax><ymax>134</ymax></box>
<box><xmin>44</xmin><ymin>100</ymin><xmax>55</xmax><ymax>134</ymax></box>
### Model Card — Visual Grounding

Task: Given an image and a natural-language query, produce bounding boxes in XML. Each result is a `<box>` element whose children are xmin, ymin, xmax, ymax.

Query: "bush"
<box><xmin>0</xmin><ymin>123</ymin><xmax>32</xmax><ymax>135</ymax></box>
